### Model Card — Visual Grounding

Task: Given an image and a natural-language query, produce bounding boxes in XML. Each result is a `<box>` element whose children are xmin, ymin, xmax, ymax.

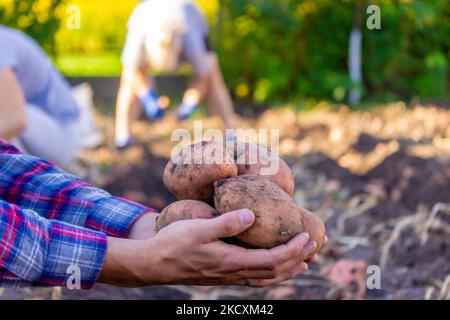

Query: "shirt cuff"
<box><xmin>36</xmin><ymin>220</ymin><xmax>107</xmax><ymax>289</ymax></box>
<box><xmin>85</xmin><ymin>196</ymin><xmax>154</xmax><ymax>238</ymax></box>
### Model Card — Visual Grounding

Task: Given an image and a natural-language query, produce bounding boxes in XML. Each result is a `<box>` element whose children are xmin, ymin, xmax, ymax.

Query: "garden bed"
<box><xmin>2</xmin><ymin>102</ymin><xmax>449</xmax><ymax>300</ymax></box>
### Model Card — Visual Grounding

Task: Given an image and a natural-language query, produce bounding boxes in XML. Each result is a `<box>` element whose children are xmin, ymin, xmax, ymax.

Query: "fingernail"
<box><xmin>238</xmin><ymin>209</ymin><xmax>254</xmax><ymax>225</ymax></box>
<box><xmin>304</xmin><ymin>240</ymin><xmax>317</xmax><ymax>253</ymax></box>
<box><xmin>298</xmin><ymin>232</ymin><xmax>310</xmax><ymax>242</ymax></box>
<box><xmin>324</xmin><ymin>236</ymin><xmax>329</xmax><ymax>243</ymax></box>
<box><xmin>302</xmin><ymin>262</ymin><xmax>309</xmax><ymax>271</ymax></box>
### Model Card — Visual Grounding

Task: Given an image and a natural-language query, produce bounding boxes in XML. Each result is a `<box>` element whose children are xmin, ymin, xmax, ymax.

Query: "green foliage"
<box><xmin>2</xmin><ymin>0</ymin><xmax>448</xmax><ymax>104</ymax></box>
<box><xmin>54</xmin><ymin>51</ymin><xmax>122</xmax><ymax>76</ymax></box>
<box><xmin>363</xmin><ymin>0</ymin><xmax>449</xmax><ymax>100</ymax></box>
<box><xmin>213</xmin><ymin>0</ymin><xmax>450</xmax><ymax>104</ymax></box>
<box><xmin>0</xmin><ymin>0</ymin><xmax>64</xmax><ymax>54</ymax></box>
<box><xmin>54</xmin><ymin>0</ymin><xmax>139</xmax><ymax>53</ymax></box>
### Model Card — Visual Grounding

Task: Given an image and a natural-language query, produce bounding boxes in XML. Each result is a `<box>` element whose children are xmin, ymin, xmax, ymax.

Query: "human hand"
<box><xmin>99</xmin><ymin>209</ymin><xmax>318</xmax><ymax>287</ymax></box>
<box><xmin>140</xmin><ymin>90</ymin><xmax>164</xmax><ymax>120</ymax></box>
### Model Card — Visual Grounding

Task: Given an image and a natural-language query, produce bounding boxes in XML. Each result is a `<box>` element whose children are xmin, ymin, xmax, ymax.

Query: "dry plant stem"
<box><xmin>336</xmin><ymin>194</ymin><xmax>377</xmax><ymax>236</ymax></box>
<box><xmin>438</xmin><ymin>275</ymin><xmax>450</xmax><ymax>300</ymax></box>
<box><xmin>420</xmin><ymin>203</ymin><xmax>450</xmax><ymax>245</ymax></box>
<box><xmin>424</xmin><ymin>287</ymin><xmax>435</xmax><ymax>300</ymax></box>
<box><xmin>380</xmin><ymin>203</ymin><xmax>450</xmax><ymax>269</ymax></box>
<box><xmin>380</xmin><ymin>214</ymin><xmax>422</xmax><ymax>268</ymax></box>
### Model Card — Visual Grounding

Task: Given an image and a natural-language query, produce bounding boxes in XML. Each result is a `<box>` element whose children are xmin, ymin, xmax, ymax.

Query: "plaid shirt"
<box><xmin>0</xmin><ymin>140</ymin><xmax>152</xmax><ymax>289</ymax></box>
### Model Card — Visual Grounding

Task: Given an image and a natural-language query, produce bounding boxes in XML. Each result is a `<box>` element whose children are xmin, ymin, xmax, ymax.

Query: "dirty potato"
<box><xmin>225</xmin><ymin>141</ymin><xmax>295</xmax><ymax>195</ymax></box>
<box><xmin>163</xmin><ymin>141</ymin><xmax>238</xmax><ymax>202</ymax></box>
<box><xmin>155</xmin><ymin>200</ymin><xmax>219</xmax><ymax>232</ymax></box>
<box><xmin>214</xmin><ymin>174</ymin><xmax>325</xmax><ymax>255</ymax></box>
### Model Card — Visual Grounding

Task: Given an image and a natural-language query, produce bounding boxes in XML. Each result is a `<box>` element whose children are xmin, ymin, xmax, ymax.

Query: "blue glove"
<box><xmin>140</xmin><ymin>90</ymin><xmax>164</xmax><ymax>120</ymax></box>
<box><xmin>177</xmin><ymin>101</ymin><xmax>199</xmax><ymax>120</ymax></box>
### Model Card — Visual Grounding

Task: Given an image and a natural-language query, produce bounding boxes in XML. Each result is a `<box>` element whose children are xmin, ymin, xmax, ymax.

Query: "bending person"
<box><xmin>115</xmin><ymin>0</ymin><xmax>236</xmax><ymax>148</ymax></box>
<box><xmin>0</xmin><ymin>26</ymin><xmax>101</xmax><ymax>167</ymax></box>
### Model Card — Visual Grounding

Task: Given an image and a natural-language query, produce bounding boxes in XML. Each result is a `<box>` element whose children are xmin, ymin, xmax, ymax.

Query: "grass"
<box><xmin>54</xmin><ymin>51</ymin><xmax>193</xmax><ymax>77</ymax></box>
<box><xmin>54</xmin><ymin>51</ymin><xmax>122</xmax><ymax>77</ymax></box>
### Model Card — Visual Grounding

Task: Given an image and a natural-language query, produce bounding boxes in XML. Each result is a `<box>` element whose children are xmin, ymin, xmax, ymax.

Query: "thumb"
<box><xmin>200</xmin><ymin>209</ymin><xmax>255</xmax><ymax>241</ymax></box>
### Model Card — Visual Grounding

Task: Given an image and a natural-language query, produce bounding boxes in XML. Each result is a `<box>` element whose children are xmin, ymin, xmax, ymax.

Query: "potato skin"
<box><xmin>214</xmin><ymin>174</ymin><xmax>301</xmax><ymax>249</ymax></box>
<box><xmin>226</xmin><ymin>141</ymin><xmax>295</xmax><ymax>195</ymax></box>
<box><xmin>298</xmin><ymin>207</ymin><xmax>326</xmax><ymax>256</ymax></box>
<box><xmin>155</xmin><ymin>200</ymin><xmax>219</xmax><ymax>232</ymax></box>
<box><xmin>163</xmin><ymin>141</ymin><xmax>238</xmax><ymax>202</ymax></box>
<box><xmin>214</xmin><ymin>174</ymin><xmax>325</xmax><ymax>255</ymax></box>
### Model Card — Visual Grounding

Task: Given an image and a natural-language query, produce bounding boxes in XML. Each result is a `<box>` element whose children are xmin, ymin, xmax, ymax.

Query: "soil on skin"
<box><xmin>2</xmin><ymin>102</ymin><xmax>449</xmax><ymax>300</ymax></box>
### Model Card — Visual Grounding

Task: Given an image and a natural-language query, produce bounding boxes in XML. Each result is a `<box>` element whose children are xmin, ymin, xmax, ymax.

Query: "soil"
<box><xmin>1</xmin><ymin>102</ymin><xmax>449</xmax><ymax>300</ymax></box>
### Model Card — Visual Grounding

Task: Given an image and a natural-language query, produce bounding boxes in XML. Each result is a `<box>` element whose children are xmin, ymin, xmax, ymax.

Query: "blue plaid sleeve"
<box><xmin>0</xmin><ymin>199</ymin><xmax>107</xmax><ymax>288</ymax></box>
<box><xmin>0</xmin><ymin>140</ymin><xmax>154</xmax><ymax>238</ymax></box>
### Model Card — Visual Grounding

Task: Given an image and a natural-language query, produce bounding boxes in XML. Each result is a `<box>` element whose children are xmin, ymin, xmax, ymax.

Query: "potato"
<box><xmin>155</xmin><ymin>200</ymin><xmax>219</xmax><ymax>232</ymax></box>
<box><xmin>225</xmin><ymin>141</ymin><xmax>295</xmax><ymax>195</ymax></box>
<box><xmin>163</xmin><ymin>141</ymin><xmax>238</xmax><ymax>202</ymax></box>
<box><xmin>214</xmin><ymin>174</ymin><xmax>325</xmax><ymax>255</ymax></box>
<box><xmin>298</xmin><ymin>207</ymin><xmax>326</xmax><ymax>255</ymax></box>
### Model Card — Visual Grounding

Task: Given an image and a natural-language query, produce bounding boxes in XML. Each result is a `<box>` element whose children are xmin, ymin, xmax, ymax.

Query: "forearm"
<box><xmin>132</xmin><ymin>67</ymin><xmax>152</xmax><ymax>96</ymax></box>
<box><xmin>128</xmin><ymin>210</ymin><xmax>159</xmax><ymax>240</ymax></box>
<box><xmin>97</xmin><ymin>237</ymin><xmax>148</xmax><ymax>287</ymax></box>
<box><xmin>0</xmin><ymin>141</ymin><xmax>153</xmax><ymax>236</ymax></box>
<box><xmin>121</xmin><ymin>66</ymin><xmax>151</xmax><ymax>98</ymax></box>
<box><xmin>115</xmin><ymin>81</ymin><xmax>139</xmax><ymax>140</ymax></box>
<box><xmin>0</xmin><ymin>68</ymin><xmax>27</xmax><ymax>140</ymax></box>
<box><xmin>205</xmin><ymin>53</ymin><xmax>236</xmax><ymax>129</ymax></box>
<box><xmin>0</xmin><ymin>118</ymin><xmax>25</xmax><ymax>140</ymax></box>
<box><xmin>184</xmin><ymin>74</ymin><xmax>209</xmax><ymax>105</ymax></box>
<box><xmin>115</xmin><ymin>67</ymin><xmax>153</xmax><ymax>140</ymax></box>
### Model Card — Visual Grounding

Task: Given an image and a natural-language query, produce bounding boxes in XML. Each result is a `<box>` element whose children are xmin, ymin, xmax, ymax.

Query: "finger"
<box><xmin>198</xmin><ymin>209</ymin><xmax>255</xmax><ymax>241</ymax></box>
<box><xmin>305</xmin><ymin>254</ymin><xmax>318</xmax><ymax>264</ymax></box>
<box><xmin>300</xmin><ymin>240</ymin><xmax>317</xmax><ymax>261</ymax></box>
<box><xmin>235</xmin><ymin>268</ymin><xmax>277</xmax><ymax>280</ymax></box>
<box><xmin>273</xmin><ymin>248</ymin><xmax>313</xmax><ymax>275</ymax></box>
<box><xmin>218</xmin><ymin>232</ymin><xmax>312</xmax><ymax>274</ymax></box>
<box><xmin>235</xmin><ymin>250</ymin><xmax>312</xmax><ymax>278</ymax></box>
<box><xmin>226</xmin><ymin>233</ymin><xmax>310</xmax><ymax>273</ymax></box>
<box><xmin>268</xmin><ymin>232</ymin><xmax>310</xmax><ymax>266</ymax></box>
<box><xmin>270</xmin><ymin>240</ymin><xmax>317</xmax><ymax>273</ymax></box>
<box><xmin>221</xmin><ymin>246</ymin><xmax>277</xmax><ymax>272</ymax></box>
<box><xmin>247</xmin><ymin>261</ymin><xmax>309</xmax><ymax>287</ymax></box>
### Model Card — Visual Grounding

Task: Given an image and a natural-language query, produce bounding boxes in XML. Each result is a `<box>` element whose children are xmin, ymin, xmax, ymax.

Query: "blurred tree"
<box><xmin>0</xmin><ymin>0</ymin><xmax>65</xmax><ymax>53</ymax></box>
<box><xmin>363</xmin><ymin>0</ymin><xmax>449</xmax><ymax>100</ymax></box>
<box><xmin>54</xmin><ymin>0</ymin><xmax>216</xmax><ymax>54</ymax></box>
<box><xmin>2</xmin><ymin>0</ymin><xmax>447</xmax><ymax>104</ymax></box>
<box><xmin>54</xmin><ymin>0</ymin><xmax>139</xmax><ymax>53</ymax></box>
<box><xmin>195</xmin><ymin>0</ymin><xmax>219</xmax><ymax>22</ymax></box>
<box><xmin>213</xmin><ymin>0</ymin><xmax>449</xmax><ymax>105</ymax></box>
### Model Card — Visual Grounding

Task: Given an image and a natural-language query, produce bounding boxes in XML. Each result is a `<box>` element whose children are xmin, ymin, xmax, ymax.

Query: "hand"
<box><xmin>99</xmin><ymin>209</ymin><xmax>318</xmax><ymax>288</ymax></box>
<box><xmin>128</xmin><ymin>211</ymin><xmax>159</xmax><ymax>240</ymax></box>
<box><xmin>140</xmin><ymin>90</ymin><xmax>164</xmax><ymax>120</ymax></box>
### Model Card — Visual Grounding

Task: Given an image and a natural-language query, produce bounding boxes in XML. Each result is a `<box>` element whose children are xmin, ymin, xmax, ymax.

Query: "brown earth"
<box><xmin>1</xmin><ymin>102</ymin><xmax>449</xmax><ymax>300</ymax></box>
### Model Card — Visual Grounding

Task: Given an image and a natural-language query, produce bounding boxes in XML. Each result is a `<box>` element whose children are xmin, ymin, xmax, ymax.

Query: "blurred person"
<box><xmin>115</xmin><ymin>0</ymin><xmax>236</xmax><ymax>148</ymax></box>
<box><xmin>0</xmin><ymin>139</ymin><xmax>318</xmax><ymax>288</ymax></box>
<box><xmin>0</xmin><ymin>26</ymin><xmax>102</xmax><ymax>168</ymax></box>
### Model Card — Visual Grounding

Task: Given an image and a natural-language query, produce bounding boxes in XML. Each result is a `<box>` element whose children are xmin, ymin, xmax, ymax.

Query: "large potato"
<box><xmin>163</xmin><ymin>141</ymin><xmax>238</xmax><ymax>202</ymax></box>
<box><xmin>225</xmin><ymin>141</ymin><xmax>295</xmax><ymax>195</ymax></box>
<box><xmin>214</xmin><ymin>174</ymin><xmax>325</xmax><ymax>255</ymax></box>
<box><xmin>155</xmin><ymin>200</ymin><xmax>219</xmax><ymax>232</ymax></box>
